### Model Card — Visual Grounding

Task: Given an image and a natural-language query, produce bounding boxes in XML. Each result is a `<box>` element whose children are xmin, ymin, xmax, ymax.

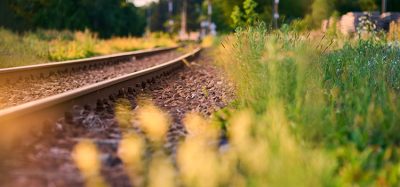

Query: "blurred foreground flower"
<box><xmin>177</xmin><ymin>133</ymin><xmax>220</xmax><ymax>187</ymax></box>
<box><xmin>178</xmin><ymin>113</ymin><xmax>220</xmax><ymax>187</ymax></box>
<box><xmin>118</xmin><ymin>133</ymin><xmax>145</xmax><ymax>186</ymax></box>
<box><xmin>136</xmin><ymin>102</ymin><xmax>170</xmax><ymax>144</ymax></box>
<box><xmin>148</xmin><ymin>153</ymin><xmax>176</xmax><ymax>187</ymax></box>
<box><xmin>118</xmin><ymin>133</ymin><xmax>144</xmax><ymax>169</ymax></box>
<box><xmin>72</xmin><ymin>140</ymin><xmax>108</xmax><ymax>187</ymax></box>
<box><xmin>115</xmin><ymin>99</ymin><xmax>133</xmax><ymax>129</ymax></box>
<box><xmin>183</xmin><ymin>112</ymin><xmax>218</xmax><ymax>141</ymax></box>
<box><xmin>229</xmin><ymin>110</ymin><xmax>269</xmax><ymax>178</ymax></box>
<box><xmin>229</xmin><ymin>110</ymin><xmax>253</xmax><ymax>152</ymax></box>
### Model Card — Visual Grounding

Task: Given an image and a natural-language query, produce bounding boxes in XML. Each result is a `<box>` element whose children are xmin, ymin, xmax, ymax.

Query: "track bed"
<box><xmin>1</xmin><ymin>50</ymin><xmax>234</xmax><ymax>187</ymax></box>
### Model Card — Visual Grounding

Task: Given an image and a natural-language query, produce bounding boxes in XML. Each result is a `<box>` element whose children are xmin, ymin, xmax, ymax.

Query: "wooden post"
<box><xmin>273</xmin><ymin>0</ymin><xmax>279</xmax><ymax>28</ymax></box>
<box><xmin>180</xmin><ymin>0</ymin><xmax>187</xmax><ymax>38</ymax></box>
<box><xmin>207</xmin><ymin>0</ymin><xmax>212</xmax><ymax>34</ymax></box>
<box><xmin>382</xmin><ymin>0</ymin><xmax>386</xmax><ymax>13</ymax></box>
<box><xmin>146</xmin><ymin>7</ymin><xmax>151</xmax><ymax>35</ymax></box>
<box><xmin>168</xmin><ymin>0</ymin><xmax>173</xmax><ymax>33</ymax></box>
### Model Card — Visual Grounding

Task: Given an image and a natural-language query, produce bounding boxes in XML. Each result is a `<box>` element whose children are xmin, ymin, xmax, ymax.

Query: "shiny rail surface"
<box><xmin>0</xmin><ymin>47</ymin><xmax>201</xmax><ymax>150</ymax></box>
<box><xmin>0</xmin><ymin>46</ymin><xmax>178</xmax><ymax>83</ymax></box>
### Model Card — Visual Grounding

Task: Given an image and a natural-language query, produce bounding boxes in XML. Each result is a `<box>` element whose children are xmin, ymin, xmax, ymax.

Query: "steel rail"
<box><xmin>0</xmin><ymin>47</ymin><xmax>201</xmax><ymax>150</ymax></box>
<box><xmin>0</xmin><ymin>46</ymin><xmax>178</xmax><ymax>83</ymax></box>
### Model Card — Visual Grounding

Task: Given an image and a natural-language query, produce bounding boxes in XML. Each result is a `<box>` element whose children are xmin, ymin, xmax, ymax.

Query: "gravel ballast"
<box><xmin>0</xmin><ymin>50</ymin><xmax>184</xmax><ymax>110</ymax></box>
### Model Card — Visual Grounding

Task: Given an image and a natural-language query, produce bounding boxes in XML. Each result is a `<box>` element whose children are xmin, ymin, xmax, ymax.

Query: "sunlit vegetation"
<box><xmin>217</xmin><ymin>24</ymin><xmax>400</xmax><ymax>185</ymax></box>
<box><xmin>95</xmin><ymin>32</ymin><xmax>177</xmax><ymax>55</ymax></box>
<box><xmin>74</xmin><ymin>100</ymin><xmax>333</xmax><ymax>187</ymax></box>
<box><xmin>0</xmin><ymin>28</ymin><xmax>177</xmax><ymax>68</ymax></box>
<box><xmin>389</xmin><ymin>21</ymin><xmax>400</xmax><ymax>41</ymax></box>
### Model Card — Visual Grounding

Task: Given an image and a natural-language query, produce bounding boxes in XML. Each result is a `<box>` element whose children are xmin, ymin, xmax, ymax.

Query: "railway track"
<box><xmin>0</xmin><ymin>47</ymin><xmax>202</xmax><ymax>151</ymax></box>
<box><xmin>0</xmin><ymin>46</ymin><xmax>183</xmax><ymax>109</ymax></box>
<box><xmin>1</xmin><ymin>48</ymin><xmax>234</xmax><ymax>187</ymax></box>
<box><xmin>0</xmin><ymin>46</ymin><xmax>177</xmax><ymax>83</ymax></box>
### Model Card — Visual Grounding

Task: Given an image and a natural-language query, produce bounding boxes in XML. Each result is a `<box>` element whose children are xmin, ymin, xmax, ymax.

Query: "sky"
<box><xmin>130</xmin><ymin>0</ymin><xmax>159</xmax><ymax>7</ymax></box>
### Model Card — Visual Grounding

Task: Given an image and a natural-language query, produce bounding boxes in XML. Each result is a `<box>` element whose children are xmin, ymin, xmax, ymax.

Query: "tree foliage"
<box><xmin>148</xmin><ymin>0</ymin><xmax>202</xmax><ymax>33</ymax></box>
<box><xmin>1</xmin><ymin>0</ymin><xmax>400</xmax><ymax>34</ymax></box>
<box><xmin>243</xmin><ymin>0</ymin><xmax>259</xmax><ymax>25</ymax></box>
<box><xmin>3</xmin><ymin>0</ymin><xmax>145</xmax><ymax>38</ymax></box>
<box><xmin>231</xmin><ymin>0</ymin><xmax>260</xmax><ymax>28</ymax></box>
<box><xmin>302</xmin><ymin>0</ymin><xmax>335</xmax><ymax>28</ymax></box>
<box><xmin>231</xmin><ymin>6</ymin><xmax>244</xmax><ymax>28</ymax></box>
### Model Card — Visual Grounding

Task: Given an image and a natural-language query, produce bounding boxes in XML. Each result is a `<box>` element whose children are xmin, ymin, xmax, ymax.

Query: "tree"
<box><xmin>294</xmin><ymin>0</ymin><xmax>335</xmax><ymax>30</ymax></box>
<box><xmin>334</xmin><ymin>0</ymin><xmax>400</xmax><ymax>14</ymax></box>
<box><xmin>148</xmin><ymin>0</ymin><xmax>202</xmax><ymax>33</ymax></box>
<box><xmin>231</xmin><ymin>6</ymin><xmax>244</xmax><ymax>28</ymax></box>
<box><xmin>231</xmin><ymin>0</ymin><xmax>259</xmax><ymax>28</ymax></box>
<box><xmin>215</xmin><ymin>0</ymin><xmax>312</xmax><ymax>30</ymax></box>
<box><xmin>243</xmin><ymin>0</ymin><xmax>259</xmax><ymax>25</ymax></box>
<box><xmin>359</xmin><ymin>0</ymin><xmax>378</xmax><ymax>11</ymax></box>
<box><xmin>5</xmin><ymin>0</ymin><xmax>145</xmax><ymax>38</ymax></box>
<box><xmin>310</xmin><ymin>0</ymin><xmax>334</xmax><ymax>27</ymax></box>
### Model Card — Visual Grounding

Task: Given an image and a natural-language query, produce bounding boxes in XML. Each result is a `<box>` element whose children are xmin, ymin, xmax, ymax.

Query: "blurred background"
<box><xmin>1</xmin><ymin>0</ymin><xmax>399</xmax><ymax>38</ymax></box>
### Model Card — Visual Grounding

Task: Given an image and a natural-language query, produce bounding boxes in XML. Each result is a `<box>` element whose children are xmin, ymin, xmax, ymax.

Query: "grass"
<box><xmin>0</xmin><ymin>29</ymin><xmax>49</xmax><ymax>67</ymax></box>
<box><xmin>0</xmin><ymin>28</ymin><xmax>177</xmax><ymax>68</ymax></box>
<box><xmin>216</xmin><ymin>24</ymin><xmax>400</xmax><ymax>186</ymax></box>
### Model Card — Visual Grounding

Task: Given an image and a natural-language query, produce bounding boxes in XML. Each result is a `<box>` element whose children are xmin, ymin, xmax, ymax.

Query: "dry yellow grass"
<box><xmin>388</xmin><ymin>21</ymin><xmax>400</xmax><ymax>41</ymax></box>
<box><xmin>0</xmin><ymin>29</ymin><xmax>177</xmax><ymax>68</ymax></box>
<box><xmin>95</xmin><ymin>33</ymin><xmax>177</xmax><ymax>55</ymax></box>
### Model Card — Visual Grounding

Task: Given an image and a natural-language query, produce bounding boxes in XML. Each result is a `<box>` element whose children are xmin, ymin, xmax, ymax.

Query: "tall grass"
<box><xmin>218</xmin><ymin>24</ymin><xmax>400</xmax><ymax>185</ymax></box>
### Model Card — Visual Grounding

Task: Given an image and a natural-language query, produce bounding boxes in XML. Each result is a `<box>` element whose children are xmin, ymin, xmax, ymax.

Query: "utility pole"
<box><xmin>382</xmin><ymin>0</ymin><xmax>386</xmax><ymax>14</ymax></box>
<box><xmin>168</xmin><ymin>0</ymin><xmax>173</xmax><ymax>33</ymax></box>
<box><xmin>146</xmin><ymin>6</ymin><xmax>151</xmax><ymax>35</ymax></box>
<box><xmin>180</xmin><ymin>0</ymin><xmax>187</xmax><ymax>38</ymax></box>
<box><xmin>207</xmin><ymin>0</ymin><xmax>212</xmax><ymax>34</ymax></box>
<box><xmin>273</xmin><ymin>0</ymin><xmax>279</xmax><ymax>29</ymax></box>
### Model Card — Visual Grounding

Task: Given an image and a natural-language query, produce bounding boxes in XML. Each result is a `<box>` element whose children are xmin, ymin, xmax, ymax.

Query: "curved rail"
<box><xmin>0</xmin><ymin>46</ymin><xmax>178</xmax><ymax>83</ymax></box>
<box><xmin>0</xmin><ymin>47</ymin><xmax>201</xmax><ymax>150</ymax></box>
